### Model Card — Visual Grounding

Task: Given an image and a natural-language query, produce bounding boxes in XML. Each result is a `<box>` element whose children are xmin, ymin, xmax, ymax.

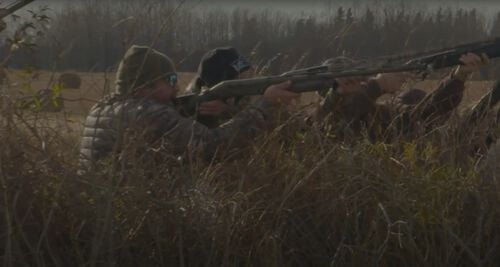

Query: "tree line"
<box><xmin>5</xmin><ymin>1</ymin><xmax>500</xmax><ymax>74</ymax></box>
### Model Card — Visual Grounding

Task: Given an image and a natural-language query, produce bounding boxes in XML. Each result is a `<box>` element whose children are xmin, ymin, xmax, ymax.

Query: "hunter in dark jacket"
<box><xmin>79</xmin><ymin>45</ymin><xmax>298</xmax><ymax>172</ymax></box>
<box><xmin>316</xmin><ymin>53</ymin><xmax>490</xmax><ymax>142</ymax></box>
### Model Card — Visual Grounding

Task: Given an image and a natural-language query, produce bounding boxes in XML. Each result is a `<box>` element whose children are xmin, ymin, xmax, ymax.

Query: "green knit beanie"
<box><xmin>115</xmin><ymin>45</ymin><xmax>176</xmax><ymax>95</ymax></box>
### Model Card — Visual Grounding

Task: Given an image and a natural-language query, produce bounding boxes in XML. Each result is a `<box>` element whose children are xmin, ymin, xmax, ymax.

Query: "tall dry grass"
<box><xmin>1</xmin><ymin>89</ymin><xmax>500</xmax><ymax>265</ymax></box>
<box><xmin>1</xmin><ymin>2</ymin><xmax>500</xmax><ymax>266</ymax></box>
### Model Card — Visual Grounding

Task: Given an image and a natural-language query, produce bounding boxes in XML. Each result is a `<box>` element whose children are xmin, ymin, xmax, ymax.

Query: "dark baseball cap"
<box><xmin>187</xmin><ymin>47</ymin><xmax>252</xmax><ymax>94</ymax></box>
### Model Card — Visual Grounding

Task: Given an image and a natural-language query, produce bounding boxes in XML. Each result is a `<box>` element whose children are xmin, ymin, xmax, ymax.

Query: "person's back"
<box><xmin>80</xmin><ymin>96</ymin><xmax>155</xmax><ymax>169</ymax></box>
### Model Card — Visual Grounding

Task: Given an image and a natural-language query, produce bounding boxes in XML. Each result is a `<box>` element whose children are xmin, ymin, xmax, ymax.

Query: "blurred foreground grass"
<box><xmin>0</xmin><ymin>70</ymin><xmax>499</xmax><ymax>266</ymax></box>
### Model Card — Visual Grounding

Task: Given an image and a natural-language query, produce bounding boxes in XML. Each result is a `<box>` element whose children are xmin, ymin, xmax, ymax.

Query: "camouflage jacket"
<box><xmin>79</xmin><ymin>95</ymin><xmax>274</xmax><ymax>171</ymax></box>
<box><xmin>316</xmin><ymin>76</ymin><xmax>465</xmax><ymax>141</ymax></box>
<box><xmin>190</xmin><ymin>96</ymin><xmax>253</xmax><ymax>129</ymax></box>
<box><xmin>177</xmin><ymin>91</ymin><xmax>255</xmax><ymax>129</ymax></box>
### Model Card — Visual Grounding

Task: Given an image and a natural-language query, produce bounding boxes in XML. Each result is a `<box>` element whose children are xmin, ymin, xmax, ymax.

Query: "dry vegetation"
<box><xmin>2</xmin><ymin>1</ymin><xmax>500</xmax><ymax>266</ymax></box>
<box><xmin>2</xmin><ymin>75</ymin><xmax>500</xmax><ymax>266</ymax></box>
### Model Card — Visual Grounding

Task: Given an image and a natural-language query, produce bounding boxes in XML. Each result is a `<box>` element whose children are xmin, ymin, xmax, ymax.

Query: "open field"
<box><xmin>4</xmin><ymin>71</ymin><xmax>196</xmax><ymax>115</ymax></box>
<box><xmin>5</xmin><ymin>69</ymin><xmax>496</xmax><ymax>114</ymax></box>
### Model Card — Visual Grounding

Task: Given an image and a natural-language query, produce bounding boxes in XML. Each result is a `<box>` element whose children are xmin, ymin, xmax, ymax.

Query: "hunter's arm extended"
<box><xmin>410</xmin><ymin>53</ymin><xmax>489</xmax><ymax>121</ymax></box>
<box><xmin>141</xmin><ymin>98</ymin><xmax>275</xmax><ymax>159</ymax></box>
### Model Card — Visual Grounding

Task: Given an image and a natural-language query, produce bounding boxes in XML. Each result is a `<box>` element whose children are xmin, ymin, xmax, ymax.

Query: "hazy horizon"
<box><xmin>6</xmin><ymin>0</ymin><xmax>500</xmax><ymax>21</ymax></box>
<box><xmin>19</xmin><ymin>0</ymin><xmax>500</xmax><ymax>15</ymax></box>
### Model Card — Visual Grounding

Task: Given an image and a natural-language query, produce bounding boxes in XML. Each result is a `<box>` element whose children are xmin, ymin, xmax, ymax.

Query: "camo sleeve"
<box><xmin>138</xmin><ymin>98</ymin><xmax>275</xmax><ymax>158</ymax></box>
<box><xmin>316</xmin><ymin>79</ymin><xmax>381</xmax><ymax>120</ymax></box>
<box><xmin>361</xmin><ymin>79</ymin><xmax>384</xmax><ymax>100</ymax></box>
<box><xmin>316</xmin><ymin>88</ymin><xmax>342</xmax><ymax>120</ymax></box>
<box><xmin>410</xmin><ymin>76</ymin><xmax>465</xmax><ymax>122</ymax></box>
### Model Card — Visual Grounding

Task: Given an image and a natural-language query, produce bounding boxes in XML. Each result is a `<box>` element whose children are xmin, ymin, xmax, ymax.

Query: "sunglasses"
<box><xmin>165</xmin><ymin>73</ymin><xmax>178</xmax><ymax>87</ymax></box>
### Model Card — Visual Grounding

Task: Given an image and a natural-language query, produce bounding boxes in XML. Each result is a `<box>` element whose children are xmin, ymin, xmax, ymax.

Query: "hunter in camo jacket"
<box><xmin>79</xmin><ymin>45</ymin><xmax>297</xmax><ymax>172</ymax></box>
